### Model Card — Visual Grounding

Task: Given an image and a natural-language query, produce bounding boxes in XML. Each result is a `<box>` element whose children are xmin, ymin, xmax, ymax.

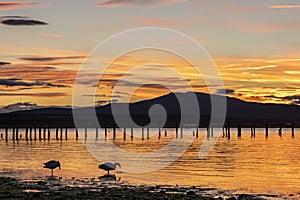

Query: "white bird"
<box><xmin>43</xmin><ymin>160</ymin><xmax>61</xmax><ymax>176</ymax></box>
<box><xmin>99</xmin><ymin>162</ymin><xmax>121</xmax><ymax>175</ymax></box>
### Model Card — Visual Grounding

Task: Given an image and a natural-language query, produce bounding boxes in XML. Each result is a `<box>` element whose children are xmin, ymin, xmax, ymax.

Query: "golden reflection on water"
<box><xmin>0</xmin><ymin>128</ymin><xmax>300</xmax><ymax>196</ymax></box>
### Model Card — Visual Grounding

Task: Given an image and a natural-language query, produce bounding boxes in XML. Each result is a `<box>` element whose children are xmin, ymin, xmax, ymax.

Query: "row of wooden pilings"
<box><xmin>0</xmin><ymin>124</ymin><xmax>296</xmax><ymax>142</ymax></box>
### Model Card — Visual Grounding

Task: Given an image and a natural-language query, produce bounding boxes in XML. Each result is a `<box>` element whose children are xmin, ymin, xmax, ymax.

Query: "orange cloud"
<box><xmin>270</xmin><ymin>5</ymin><xmax>300</xmax><ymax>9</ymax></box>
<box><xmin>97</xmin><ymin>0</ymin><xmax>187</xmax><ymax>7</ymax></box>
<box><xmin>136</xmin><ymin>18</ymin><xmax>190</xmax><ymax>27</ymax></box>
<box><xmin>0</xmin><ymin>1</ymin><xmax>36</xmax><ymax>10</ymax></box>
<box><xmin>42</xmin><ymin>33</ymin><xmax>66</xmax><ymax>38</ymax></box>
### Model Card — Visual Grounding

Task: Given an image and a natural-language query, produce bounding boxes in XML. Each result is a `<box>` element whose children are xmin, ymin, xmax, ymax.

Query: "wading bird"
<box><xmin>43</xmin><ymin>160</ymin><xmax>61</xmax><ymax>176</ymax></box>
<box><xmin>99</xmin><ymin>162</ymin><xmax>121</xmax><ymax>175</ymax></box>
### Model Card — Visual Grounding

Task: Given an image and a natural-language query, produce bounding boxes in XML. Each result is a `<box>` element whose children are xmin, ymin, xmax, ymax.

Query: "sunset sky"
<box><xmin>0</xmin><ymin>0</ymin><xmax>300</xmax><ymax>112</ymax></box>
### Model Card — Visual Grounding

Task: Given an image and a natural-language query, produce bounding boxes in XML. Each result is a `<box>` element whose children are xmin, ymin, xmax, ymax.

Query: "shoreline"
<box><xmin>0</xmin><ymin>176</ymin><xmax>286</xmax><ymax>200</ymax></box>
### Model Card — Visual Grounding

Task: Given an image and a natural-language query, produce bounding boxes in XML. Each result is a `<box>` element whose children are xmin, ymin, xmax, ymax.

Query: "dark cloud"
<box><xmin>1</xmin><ymin>19</ymin><xmax>48</xmax><ymax>26</ymax></box>
<box><xmin>0</xmin><ymin>102</ymin><xmax>39</xmax><ymax>113</ymax></box>
<box><xmin>0</xmin><ymin>16</ymin><xmax>28</xmax><ymax>19</ymax></box>
<box><xmin>0</xmin><ymin>78</ymin><xmax>69</xmax><ymax>88</ymax></box>
<box><xmin>20</xmin><ymin>55</ymin><xmax>87</xmax><ymax>62</ymax></box>
<box><xmin>0</xmin><ymin>61</ymin><xmax>10</xmax><ymax>65</ymax></box>
<box><xmin>216</xmin><ymin>88</ymin><xmax>235</xmax><ymax>95</ymax></box>
<box><xmin>264</xmin><ymin>94</ymin><xmax>300</xmax><ymax>105</ymax></box>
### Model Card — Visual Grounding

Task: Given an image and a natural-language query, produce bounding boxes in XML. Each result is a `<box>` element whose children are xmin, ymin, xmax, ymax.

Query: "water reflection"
<box><xmin>0</xmin><ymin>128</ymin><xmax>299</xmax><ymax>197</ymax></box>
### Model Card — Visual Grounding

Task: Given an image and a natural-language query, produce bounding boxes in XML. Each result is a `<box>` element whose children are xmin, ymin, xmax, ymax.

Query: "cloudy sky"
<box><xmin>0</xmin><ymin>0</ymin><xmax>300</xmax><ymax>112</ymax></box>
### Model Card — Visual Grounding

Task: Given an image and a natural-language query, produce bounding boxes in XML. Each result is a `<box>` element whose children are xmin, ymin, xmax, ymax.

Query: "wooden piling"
<box><xmin>123</xmin><ymin>128</ymin><xmax>126</xmax><ymax>141</ymax></box>
<box><xmin>43</xmin><ymin>127</ymin><xmax>46</xmax><ymax>140</ymax></box>
<box><xmin>180</xmin><ymin>127</ymin><xmax>183</xmax><ymax>138</ymax></box>
<box><xmin>113</xmin><ymin>127</ymin><xmax>116</xmax><ymax>139</ymax></box>
<box><xmin>5</xmin><ymin>128</ymin><xmax>8</xmax><ymax>142</ymax></box>
<box><xmin>25</xmin><ymin>128</ymin><xmax>28</xmax><ymax>140</ymax></box>
<box><xmin>12</xmin><ymin>127</ymin><xmax>15</xmax><ymax>140</ymax></box>
<box><xmin>65</xmin><ymin>128</ymin><xmax>68</xmax><ymax>140</ymax></box>
<box><xmin>39</xmin><ymin>127</ymin><xmax>42</xmax><ymax>140</ymax></box>
<box><xmin>84</xmin><ymin>128</ymin><xmax>87</xmax><ymax>140</ymax></box>
<box><xmin>47</xmin><ymin>128</ymin><xmax>50</xmax><ymax>140</ymax></box>
<box><xmin>227</xmin><ymin>125</ymin><xmax>231</xmax><ymax>139</ymax></box>
<box><xmin>16</xmin><ymin>127</ymin><xmax>19</xmax><ymax>141</ymax></box>
<box><xmin>29</xmin><ymin>127</ymin><xmax>32</xmax><ymax>141</ymax></box>
<box><xmin>75</xmin><ymin>128</ymin><xmax>79</xmax><ymax>140</ymax></box>
<box><xmin>206</xmin><ymin>127</ymin><xmax>210</xmax><ymax>138</ymax></box>
<box><xmin>34</xmin><ymin>127</ymin><xmax>37</xmax><ymax>140</ymax></box>
<box><xmin>158</xmin><ymin>128</ymin><xmax>161</xmax><ymax>139</ymax></box>
<box><xmin>278</xmin><ymin>125</ymin><xmax>282</xmax><ymax>137</ymax></box>
<box><xmin>237</xmin><ymin>126</ymin><xmax>241</xmax><ymax>138</ymax></box>
<box><xmin>60</xmin><ymin>128</ymin><xmax>63</xmax><ymax>141</ymax></box>
<box><xmin>56</xmin><ymin>128</ymin><xmax>59</xmax><ymax>140</ymax></box>
<box><xmin>147</xmin><ymin>127</ymin><xmax>149</xmax><ymax>139</ymax></box>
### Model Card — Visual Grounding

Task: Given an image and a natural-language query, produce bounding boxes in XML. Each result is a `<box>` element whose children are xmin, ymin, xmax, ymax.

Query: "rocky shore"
<box><xmin>0</xmin><ymin>176</ymin><xmax>280</xmax><ymax>200</ymax></box>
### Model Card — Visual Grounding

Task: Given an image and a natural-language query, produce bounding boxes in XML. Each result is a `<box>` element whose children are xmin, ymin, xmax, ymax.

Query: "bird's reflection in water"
<box><xmin>98</xmin><ymin>174</ymin><xmax>121</xmax><ymax>182</ymax></box>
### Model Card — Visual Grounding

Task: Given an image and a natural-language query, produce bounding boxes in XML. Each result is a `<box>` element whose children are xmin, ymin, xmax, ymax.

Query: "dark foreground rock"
<box><xmin>0</xmin><ymin>177</ymin><xmax>268</xmax><ymax>200</ymax></box>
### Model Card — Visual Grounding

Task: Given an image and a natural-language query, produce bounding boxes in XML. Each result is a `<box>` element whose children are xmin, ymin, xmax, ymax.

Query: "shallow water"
<box><xmin>0</xmin><ymin>128</ymin><xmax>299</xmax><ymax>198</ymax></box>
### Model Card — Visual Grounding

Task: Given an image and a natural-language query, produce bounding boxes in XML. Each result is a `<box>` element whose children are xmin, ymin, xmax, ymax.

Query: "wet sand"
<box><xmin>0</xmin><ymin>176</ymin><xmax>281</xmax><ymax>200</ymax></box>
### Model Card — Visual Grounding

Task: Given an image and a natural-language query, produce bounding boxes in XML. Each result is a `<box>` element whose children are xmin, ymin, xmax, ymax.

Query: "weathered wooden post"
<box><xmin>29</xmin><ymin>127</ymin><xmax>32</xmax><ymax>140</ymax></box>
<box><xmin>123</xmin><ymin>128</ymin><xmax>126</xmax><ymax>141</ymax></box>
<box><xmin>5</xmin><ymin>128</ymin><xmax>8</xmax><ymax>142</ymax></box>
<box><xmin>158</xmin><ymin>128</ymin><xmax>161</xmax><ymax>139</ymax></box>
<box><xmin>84</xmin><ymin>128</ymin><xmax>87</xmax><ymax>140</ymax></box>
<box><xmin>56</xmin><ymin>127</ymin><xmax>59</xmax><ymax>140</ymax></box>
<box><xmin>60</xmin><ymin>128</ymin><xmax>63</xmax><ymax>141</ymax></box>
<box><xmin>39</xmin><ymin>127</ymin><xmax>42</xmax><ymax>140</ymax></box>
<box><xmin>75</xmin><ymin>128</ymin><xmax>79</xmax><ymax>140</ymax></box>
<box><xmin>227</xmin><ymin>125</ymin><xmax>231</xmax><ymax>139</ymax></box>
<box><xmin>96</xmin><ymin>128</ymin><xmax>99</xmax><ymax>140</ymax></box>
<box><xmin>237</xmin><ymin>126</ymin><xmax>241</xmax><ymax>138</ymax></box>
<box><xmin>16</xmin><ymin>127</ymin><xmax>19</xmax><ymax>141</ymax></box>
<box><xmin>278</xmin><ymin>125</ymin><xmax>282</xmax><ymax>137</ymax></box>
<box><xmin>12</xmin><ymin>127</ymin><xmax>15</xmax><ymax>141</ymax></box>
<box><xmin>113</xmin><ymin>127</ymin><xmax>116</xmax><ymax>139</ymax></box>
<box><xmin>43</xmin><ymin>127</ymin><xmax>46</xmax><ymax>140</ymax></box>
<box><xmin>180</xmin><ymin>127</ymin><xmax>183</xmax><ymax>138</ymax></box>
<box><xmin>25</xmin><ymin>128</ymin><xmax>28</xmax><ymax>141</ymax></box>
<box><xmin>48</xmin><ymin>128</ymin><xmax>51</xmax><ymax>140</ymax></box>
<box><xmin>265</xmin><ymin>123</ymin><xmax>269</xmax><ymax>138</ymax></box>
<box><xmin>65</xmin><ymin>128</ymin><xmax>68</xmax><ymax>140</ymax></box>
<box><xmin>147</xmin><ymin>127</ymin><xmax>149</xmax><ymax>140</ymax></box>
<box><xmin>206</xmin><ymin>127</ymin><xmax>210</xmax><ymax>138</ymax></box>
<box><xmin>34</xmin><ymin>127</ymin><xmax>37</xmax><ymax>140</ymax></box>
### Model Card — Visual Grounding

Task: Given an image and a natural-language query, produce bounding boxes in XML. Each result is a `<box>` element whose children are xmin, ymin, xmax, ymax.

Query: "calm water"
<box><xmin>0</xmin><ymin>128</ymin><xmax>299</xmax><ymax>197</ymax></box>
